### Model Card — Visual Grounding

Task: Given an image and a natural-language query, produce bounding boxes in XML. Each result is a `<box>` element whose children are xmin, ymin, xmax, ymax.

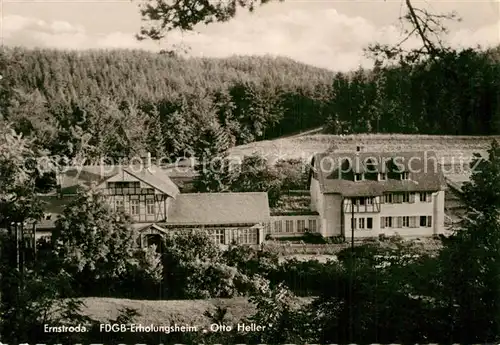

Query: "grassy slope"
<box><xmin>80</xmin><ymin>297</ymin><xmax>255</xmax><ymax>327</ymax></box>
<box><xmin>79</xmin><ymin>297</ymin><xmax>311</xmax><ymax>326</ymax></box>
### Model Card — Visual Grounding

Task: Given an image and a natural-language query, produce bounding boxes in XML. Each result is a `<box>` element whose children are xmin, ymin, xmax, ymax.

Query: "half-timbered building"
<box><xmin>36</xmin><ymin>155</ymin><xmax>270</xmax><ymax>247</ymax></box>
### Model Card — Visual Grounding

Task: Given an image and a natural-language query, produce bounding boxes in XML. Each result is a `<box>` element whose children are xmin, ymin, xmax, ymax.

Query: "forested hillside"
<box><xmin>1</xmin><ymin>46</ymin><xmax>500</xmax><ymax>161</ymax></box>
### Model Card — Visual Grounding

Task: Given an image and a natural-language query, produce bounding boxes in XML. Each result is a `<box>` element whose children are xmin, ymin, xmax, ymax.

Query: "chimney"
<box><xmin>145</xmin><ymin>152</ymin><xmax>152</xmax><ymax>169</ymax></box>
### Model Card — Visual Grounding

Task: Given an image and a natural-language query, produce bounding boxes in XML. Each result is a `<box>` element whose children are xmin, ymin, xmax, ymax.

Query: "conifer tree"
<box><xmin>193</xmin><ymin>122</ymin><xmax>236</xmax><ymax>193</ymax></box>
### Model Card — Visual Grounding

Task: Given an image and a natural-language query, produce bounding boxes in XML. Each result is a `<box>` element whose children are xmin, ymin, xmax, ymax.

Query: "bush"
<box><xmin>269</xmin><ymin>258</ymin><xmax>342</xmax><ymax>296</ymax></box>
<box><xmin>161</xmin><ymin>230</ymin><xmax>266</xmax><ymax>299</ymax></box>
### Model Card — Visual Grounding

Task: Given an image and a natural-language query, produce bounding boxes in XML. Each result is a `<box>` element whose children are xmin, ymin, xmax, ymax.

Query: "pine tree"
<box><xmin>146</xmin><ymin>106</ymin><xmax>166</xmax><ymax>159</ymax></box>
<box><xmin>193</xmin><ymin>123</ymin><xmax>235</xmax><ymax>193</ymax></box>
<box><xmin>462</xmin><ymin>140</ymin><xmax>500</xmax><ymax>217</ymax></box>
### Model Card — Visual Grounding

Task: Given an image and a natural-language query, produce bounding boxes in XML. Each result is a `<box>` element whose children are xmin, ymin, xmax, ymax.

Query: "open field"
<box><xmin>79</xmin><ymin>297</ymin><xmax>311</xmax><ymax>326</ymax></box>
<box><xmin>229</xmin><ymin>133</ymin><xmax>495</xmax><ymax>165</ymax></box>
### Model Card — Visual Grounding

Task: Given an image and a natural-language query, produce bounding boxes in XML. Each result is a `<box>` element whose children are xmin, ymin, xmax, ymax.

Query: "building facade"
<box><xmin>36</xmin><ymin>156</ymin><xmax>270</xmax><ymax>247</ymax></box>
<box><xmin>309</xmin><ymin>150</ymin><xmax>446</xmax><ymax>239</ymax></box>
<box><xmin>34</xmin><ymin>150</ymin><xmax>447</xmax><ymax>244</ymax></box>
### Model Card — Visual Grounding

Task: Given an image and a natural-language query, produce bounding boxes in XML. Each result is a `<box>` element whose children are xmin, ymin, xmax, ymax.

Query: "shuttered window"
<box><xmin>274</xmin><ymin>220</ymin><xmax>283</xmax><ymax>233</ymax></box>
<box><xmin>308</xmin><ymin>219</ymin><xmax>317</xmax><ymax>232</ymax></box>
<box><xmin>297</xmin><ymin>220</ymin><xmax>306</xmax><ymax>233</ymax></box>
<box><xmin>410</xmin><ymin>192</ymin><xmax>416</xmax><ymax>203</ymax></box>
<box><xmin>409</xmin><ymin>216</ymin><xmax>417</xmax><ymax>228</ymax></box>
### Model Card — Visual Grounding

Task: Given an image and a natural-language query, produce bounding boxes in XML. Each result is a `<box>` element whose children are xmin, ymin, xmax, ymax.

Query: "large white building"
<box><xmin>307</xmin><ymin>150</ymin><xmax>446</xmax><ymax>239</ymax></box>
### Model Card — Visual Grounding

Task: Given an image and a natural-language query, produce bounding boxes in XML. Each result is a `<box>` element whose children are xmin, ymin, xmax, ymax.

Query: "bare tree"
<box><xmin>137</xmin><ymin>0</ymin><xmax>282</xmax><ymax>41</ymax></box>
<box><xmin>366</xmin><ymin>0</ymin><xmax>460</xmax><ymax>65</ymax></box>
<box><xmin>137</xmin><ymin>0</ymin><xmax>459</xmax><ymax>63</ymax></box>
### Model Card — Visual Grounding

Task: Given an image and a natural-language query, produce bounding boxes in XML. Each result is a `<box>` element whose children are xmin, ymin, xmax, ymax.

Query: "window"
<box><xmin>382</xmin><ymin>216</ymin><xmax>392</xmax><ymax>228</ymax></box>
<box><xmin>238</xmin><ymin>228</ymin><xmax>259</xmax><ymax>245</ymax></box>
<box><xmin>401</xmin><ymin>172</ymin><xmax>410</xmax><ymax>180</ymax></box>
<box><xmin>354</xmin><ymin>173</ymin><xmax>364</xmax><ymax>181</ymax></box>
<box><xmin>285</xmin><ymin>220</ymin><xmax>294</xmax><ymax>233</ymax></box>
<box><xmin>365</xmin><ymin>158</ymin><xmax>377</xmax><ymax>172</ymax></box>
<box><xmin>380</xmin><ymin>217</ymin><xmax>390</xmax><ymax>228</ymax></box>
<box><xmin>402</xmin><ymin>216</ymin><xmax>410</xmax><ymax>227</ymax></box>
<box><xmin>308</xmin><ymin>219</ymin><xmax>317</xmax><ymax>232</ymax></box>
<box><xmin>212</xmin><ymin>229</ymin><xmax>225</xmax><ymax>245</ymax></box>
<box><xmin>274</xmin><ymin>220</ymin><xmax>283</xmax><ymax>233</ymax></box>
<box><xmin>264</xmin><ymin>223</ymin><xmax>271</xmax><ymax>234</ymax></box>
<box><xmin>130</xmin><ymin>199</ymin><xmax>139</xmax><ymax>215</ymax></box>
<box><xmin>402</xmin><ymin>193</ymin><xmax>410</xmax><ymax>203</ymax></box>
<box><xmin>115</xmin><ymin>199</ymin><xmax>124</xmax><ymax>212</ymax></box>
<box><xmin>410</xmin><ymin>216</ymin><xmax>417</xmax><ymax>227</ymax></box>
<box><xmin>420</xmin><ymin>192</ymin><xmax>432</xmax><ymax>202</ymax></box>
<box><xmin>420</xmin><ymin>216</ymin><xmax>432</xmax><ymax>227</ymax></box>
<box><xmin>379</xmin><ymin>173</ymin><xmax>387</xmax><ymax>181</ymax></box>
<box><xmin>358</xmin><ymin>218</ymin><xmax>365</xmax><ymax>229</ymax></box>
<box><xmin>297</xmin><ymin>220</ymin><xmax>306</xmax><ymax>233</ymax></box>
<box><xmin>146</xmin><ymin>199</ymin><xmax>155</xmax><ymax>215</ymax></box>
<box><xmin>366</xmin><ymin>197</ymin><xmax>373</xmax><ymax>205</ymax></box>
<box><xmin>358</xmin><ymin>197</ymin><xmax>365</xmax><ymax>206</ymax></box>
<box><xmin>367</xmin><ymin>217</ymin><xmax>373</xmax><ymax>229</ymax></box>
<box><xmin>384</xmin><ymin>194</ymin><xmax>393</xmax><ymax>203</ymax></box>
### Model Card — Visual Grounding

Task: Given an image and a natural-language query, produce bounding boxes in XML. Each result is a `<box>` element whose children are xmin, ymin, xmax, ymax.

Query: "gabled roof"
<box><xmin>58</xmin><ymin>164</ymin><xmax>180</xmax><ymax>198</ymax></box>
<box><xmin>166</xmin><ymin>192</ymin><xmax>270</xmax><ymax>226</ymax></box>
<box><xmin>310</xmin><ymin>151</ymin><xmax>446</xmax><ymax>197</ymax></box>
<box><xmin>123</xmin><ymin>167</ymin><xmax>180</xmax><ymax>198</ymax></box>
<box><xmin>137</xmin><ymin>223</ymin><xmax>169</xmax><ymax>234</ymax></box>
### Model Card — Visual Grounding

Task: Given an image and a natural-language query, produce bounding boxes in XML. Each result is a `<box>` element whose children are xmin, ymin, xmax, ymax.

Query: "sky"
<box><xmin>1</xmin><ymin>0</ymin><xmax>499</xmax><ymax>71</ymax></box>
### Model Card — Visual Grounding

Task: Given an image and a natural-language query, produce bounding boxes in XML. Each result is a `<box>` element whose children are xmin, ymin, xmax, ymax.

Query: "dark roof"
<box><xmin>311</xmin><ymin>151</ymin><xmax>446</xmax><ymax>197</ymax></box>
<box><xmin>36</xmin><ymin>195</ymin><xmax>76</xmax><ymax>229</ymax></box>
<box><xmin>59</xmin><ymin>165</ymin><xmax>119</xmax><ymax>194</ymax></box>
<box><xmin>58</xmin><ymin>164</ymin><xmax>180</xmax><ymax>198</ymax></box>
<box><xmin>166</xmin><ymin>192</ymin><xmax>270</xmax><ymax>226</ymax></box>
<box><xmin>36</xmin><ymin>191</ymin><xmax>270</xmax><ymax>229</ymax></box>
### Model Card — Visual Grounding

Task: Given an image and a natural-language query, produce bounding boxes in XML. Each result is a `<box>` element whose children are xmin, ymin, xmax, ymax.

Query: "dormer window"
<box><xmin>400</xmin><ymin>172</ymin><xmax>410</xmax><ymax>180</ymax></box>
<box><xmin>365</xmin><ymin>158</ymin><xmax>378</xmax><ymax>173</ymax></box>
<box><xmin>379</xmin><ymin>173</ymin><xmax>387</xmax><ymax>181</ymax></box>
<box><xmin>354</xmin><ymin>173</ymin><xmax>364</xmax><ymax>181</ymax></box>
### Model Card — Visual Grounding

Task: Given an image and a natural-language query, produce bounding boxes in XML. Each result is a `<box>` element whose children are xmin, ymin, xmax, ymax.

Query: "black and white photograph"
<box><xmin>0</xmin><ymin>0</ymin><xmax>499</xmax><ymax>343</ymax></box>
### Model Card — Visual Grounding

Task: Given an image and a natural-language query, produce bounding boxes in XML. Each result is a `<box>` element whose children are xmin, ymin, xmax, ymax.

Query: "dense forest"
<box><xmin>1</xmin><ymin>46</ymin><xmax>500</xmax><ymax>161</ymax></box>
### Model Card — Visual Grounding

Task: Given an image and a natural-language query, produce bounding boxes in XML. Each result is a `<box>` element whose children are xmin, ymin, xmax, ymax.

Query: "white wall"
<box><xmin>322</xmin><ymin>194</ymin><xmax>343</xmax><ymax>237</ymax></box>
<box><xmin>342</xmin><ymin>191</ymin><xmax>445</xmax><ymax>239</ymax></box>
<box><xmin>310</xmin><ymin>177</ymin><xmax>322</xmax><ymax>213</ymax></box>
<box><xmin>268</xmin><ymin>215</ymin><xmax>321</xmax><ymax>236</ymax></box>
<box><xmin>434</xmin><ymin>191</ymin><xmax>445</xmax><ymax>235</ymax></box>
